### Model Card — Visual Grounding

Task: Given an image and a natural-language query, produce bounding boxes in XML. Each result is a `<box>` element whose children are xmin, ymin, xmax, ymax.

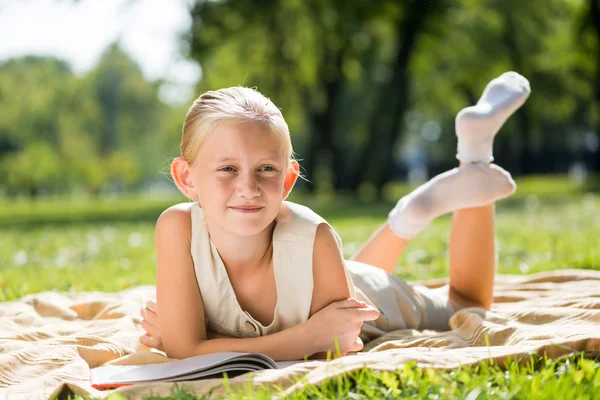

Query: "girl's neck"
<box><xmin>206</xmin><ymin>220</ymin><xmax>276</xmax><ymax>274</ymax></box>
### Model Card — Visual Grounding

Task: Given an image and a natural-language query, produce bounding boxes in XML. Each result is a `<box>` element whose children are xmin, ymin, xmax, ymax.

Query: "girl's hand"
<box><xmin>139</xmin><ymin>300</ymin><xmax>165</xmax><ymax>352</ymax></box>
<box><xmin>140</xmin><ymin>298</ymin><xmax>380</xmax><ymax>358</ymax></box>
<box><xmin>305</xmin><ymin>298</ymin><xmax>379</xmax><ymax>356</ymax></box>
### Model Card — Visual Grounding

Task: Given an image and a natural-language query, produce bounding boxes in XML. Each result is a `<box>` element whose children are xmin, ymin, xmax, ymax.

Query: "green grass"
<box><xmin>98</xmin><ymin>355</ymin><xmax>600</xmax><ymax>400</ymax></box>
<box><xmin>0</xmin><ymin>173</ymin><xmax>594</xmax><ymax>227</ymax></box>
<box><xmin>4</xmin><ymin>175</ymin><xmax>600</xmax><ymax>399</ymax></box>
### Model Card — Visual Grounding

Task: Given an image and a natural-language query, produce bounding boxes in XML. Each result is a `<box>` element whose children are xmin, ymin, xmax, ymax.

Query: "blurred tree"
<box><xmin>0</xmin><ymin>56</ymin><xmax>71</xmax><ymax>155</ymax></box>
<box><xmin>348</xmin><ymin>0</ymin><xmax>448</xmax><ymax>196</ymax></box>
<box><xmin>410</xmin><ymin>0</ymin><xmax>588</xmax><ymax>176</ymax></box>
<box><xmin>580</xmin><ymin>0</ymin><xmax>600</xmax><ymax>171</ymax></box>
<box><xmin>86</xmin><ymin>43</ymin><xmax>165</xmax><ymax>189</ymax></box>
<box><xmin>184</xmin><ymin>0</ymin><xmax>592</xmax><ymax>194</ymax></box>
<box><xmin>1</xmin><ymin>0</ymin><xmax>597</xmax><ymax>196</ymax></box>
<box><xmin>0</xmin><ymin>46</ymin><xmax>171</xmax><ymax>196</ymax></box>
<box><xmin>185</xmin><ymin>0</ymin><xmax>448</xmax><ymax>195</ymax></box>
<box><xmin>0</xmin><ymin>56</ymin><xmax>88</xmax><ymax>195</ymax></box>
<box><xmin>1</xmin><ymin>142</ymin><xmax>62</xmax><ymax>196</ymax></box>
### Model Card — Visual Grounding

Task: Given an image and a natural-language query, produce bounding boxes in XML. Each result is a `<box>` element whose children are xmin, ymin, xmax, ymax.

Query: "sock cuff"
<box><xmin>455</xmin><ymin>152</ymin><xmax>495</xmax><ymax>164</ymax></box>
<box><xmin>387</xmin><ymin>210</ymin><xmax>426</xmax><ymax>240</ymax></box>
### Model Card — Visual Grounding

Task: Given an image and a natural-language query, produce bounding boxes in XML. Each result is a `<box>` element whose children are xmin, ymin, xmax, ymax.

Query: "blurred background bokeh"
<box><xmin>1</xmin><ymin>0</ymin><xmax>599</xmax><ymax>201</ymax></box>
<box><xmin>1</xmin><ymin>0</ymin><xmax>600</xmax><ymax>297</ymax></box>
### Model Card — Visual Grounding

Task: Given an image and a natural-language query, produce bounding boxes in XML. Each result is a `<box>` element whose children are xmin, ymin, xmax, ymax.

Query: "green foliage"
<box><xmin>1</xmin><ymin>0</ymin><xmax>600</xmax><ymax>196</ymax></box>
<box><xmin>184</xmin><ymin>0</ymin><xmax>600</xmax><ymax>190</ymax></box>
<box><xmin>0</xmin><ymin>46</ymin><xmax>177</xmax><ymax>196</ymax></box>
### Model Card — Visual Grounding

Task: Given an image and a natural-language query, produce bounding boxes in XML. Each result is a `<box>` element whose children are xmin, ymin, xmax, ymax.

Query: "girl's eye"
<box><xmin>219</xmin><ymin>166</ymin><xmax>236</xmax><ymax>172</ymax></box>
<box><xmin>260</xmin><ymin>166</ymin><xmax>276</xmax><ymax>172</ymax></box>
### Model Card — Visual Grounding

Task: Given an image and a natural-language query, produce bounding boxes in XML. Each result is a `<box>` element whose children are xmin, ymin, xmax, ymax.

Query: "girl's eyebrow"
<box><xmin>214</xmin><ymin>155</ymin><xmax>283</xmax><ymax>163</ymax></box>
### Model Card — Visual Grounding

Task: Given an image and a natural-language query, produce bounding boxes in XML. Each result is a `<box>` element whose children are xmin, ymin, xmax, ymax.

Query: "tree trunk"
<box><xmin>302</xmin><ymin>105</ymin><xmax>321</xmax><ymax>193</ymax></box>
<box><xmin>590</xmin><ymin>0</ymin><xmax>600</xmax><ymax>172</ymax></box>
<box><xmin>349</xmin><ymin>0</ymin><xmax>437</xmax><ymax>196</ymax></box>
<box><xmin>98</xmin><ymin>70</ymin><xmax>121</xmax><ymax>156</ymax></box>
<box><xmin>300</xmin><ymin>2</ymin><xmax>347</xmax><ymax>192</ymax></box>
<box><xmin>302</xmin><ymin>55</ymin><xmax>344</xmax><ymax>192</ymax></box>
<box><xmin>503</xmin><ymin>13</ymin><xmax>535</xmax><ymax>175</ymax></box>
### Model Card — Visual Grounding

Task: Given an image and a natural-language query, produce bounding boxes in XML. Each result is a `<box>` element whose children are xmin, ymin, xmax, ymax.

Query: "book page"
<box><xmin>274</xmin><ymin>360</ymin><xmax>309</xmax><ymax>369</ymax></box>
<box><xmin>91</xmin><ymin>352</ymin><xmax>280</xmax><ymax>386</ymax></box>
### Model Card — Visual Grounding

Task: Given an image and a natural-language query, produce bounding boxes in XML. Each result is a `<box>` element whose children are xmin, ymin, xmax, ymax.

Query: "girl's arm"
<box><xmin>154</xmin><ymin>205</ymin><xmax>366</xmax><ymax>361</ymax></box>
<box><xmin>154</xmin><ymin>206</ymin><xmax>377</xmax><ymax>360</ymax></box>
<box><xmin>309</xmin><ymin>224</ymin><xmax>354</xmax><ymax>315</ymax></box>
<box><xmin>308</xmin><ymin>223</ymin><xmax>372</xmax><ymax>358</ymax></box>
<box><xmin>154</xmin><ymin>204</ymin><xmax>207</xmax><ymax>359</ymax></box>
<box><xmin>156</xmin><ymin>205</ymin><xmax>316</xmax><ymax>360</ymax></box>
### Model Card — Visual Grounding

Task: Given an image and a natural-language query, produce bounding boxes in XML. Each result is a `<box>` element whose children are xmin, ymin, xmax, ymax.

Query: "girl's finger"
<box><xmin>139</xmin><ymin>334</ymin><xmax>163</xmax><ymax>350</ymax></box>
<box><xmin>335</xmin><ymin>298</ymin><xmax>365</xmax><ymax>309</ymax></box>
<box><xmin>140</xmin><ymin>319</ymin><xmax>161</xmax><ymax>339</ymax></box>
<box><xmin>348</xmin><ymin>337</ymin><xmax>364</xmax><ymax>353</ymax></box>
<box><xmin>350</xmin><ymin>307</ymin><xmax>380</xmax><ymax>321</ymax></box>
<box><xmin>141</xmin><ymin>306</ymin><xmax>159</xmax><ymax>325</ymax></box>
<box><xmin>146</xmin><ymin>300</ymin><xmax>157</xmax><ymax>313</ymax></box>
<box><xmin>140</xmin><ymin>305</ymin><xmax>151</xmax><ymax>319</ymax></box>
<box><xmin>142</xmin><ymin>303</ymin><xmax>157</xmax><ymax>316</ymax></box>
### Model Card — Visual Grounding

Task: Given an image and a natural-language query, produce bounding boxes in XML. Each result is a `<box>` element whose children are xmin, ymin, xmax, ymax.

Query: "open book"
<box><xmin>90</xmin><ymin>352</ymin><xmax>303</xmax><ymax>389</ymax></box>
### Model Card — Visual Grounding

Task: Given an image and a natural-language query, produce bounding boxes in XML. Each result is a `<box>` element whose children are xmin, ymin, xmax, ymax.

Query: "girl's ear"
<box><xmin>283</xmin><ymin>160</ymin><xmax>300</xmax><ymax>199</ymax></box>
<box><xmin>171</xmin><ymin>157</ymin><xmax>198</xmax><ymax>200</ymax></box>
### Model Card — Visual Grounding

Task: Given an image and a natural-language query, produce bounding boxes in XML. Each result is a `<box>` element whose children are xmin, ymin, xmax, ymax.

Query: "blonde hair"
<box><xmin>180</xmin><ymin>86</ymin><xmax>294</xmax><ymax>165</ymax></box>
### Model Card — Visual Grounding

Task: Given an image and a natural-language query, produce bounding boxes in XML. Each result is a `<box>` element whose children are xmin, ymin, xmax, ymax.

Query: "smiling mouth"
<box><xmin>230</xmin><ymin>206</ymin><xmax>264</xmax><ymax>213</ymax></box>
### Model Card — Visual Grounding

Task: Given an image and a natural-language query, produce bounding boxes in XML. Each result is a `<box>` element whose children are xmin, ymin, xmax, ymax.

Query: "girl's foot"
<box><xmin>387</xmin><ymin>163</ymin><xmax>515</xmax><ymax>239</ymax></box>
<box><xmin>456</xmin><ymin>72</ymin><xmax>531</xmax><ymax>163</ymax></box>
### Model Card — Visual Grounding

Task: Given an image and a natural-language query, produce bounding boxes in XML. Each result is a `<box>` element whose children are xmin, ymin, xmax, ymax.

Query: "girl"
<box><xmin>139</xmin><ymin>72</ymin><xmax>530</xmax><ymax>360</ymax></box>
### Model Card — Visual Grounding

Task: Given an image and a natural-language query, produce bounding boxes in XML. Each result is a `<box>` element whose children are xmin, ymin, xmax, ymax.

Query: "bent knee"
<box><xmin>448</xmin><ymin>286</ymin><xmax>491</xmax><ymax>312</ymax></box>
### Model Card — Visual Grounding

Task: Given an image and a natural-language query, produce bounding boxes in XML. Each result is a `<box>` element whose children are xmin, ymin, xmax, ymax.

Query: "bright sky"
<box><xmin>0</xmin><ymin>0</ymin><xmax>201</xmax><ymax>105</ymax></box>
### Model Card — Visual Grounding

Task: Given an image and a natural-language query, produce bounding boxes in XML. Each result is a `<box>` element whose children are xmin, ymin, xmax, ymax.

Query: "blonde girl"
<box><xmin>140</xmin><ymin>72</ymin><xmax>530</xmax><ymax>360</ymax></box>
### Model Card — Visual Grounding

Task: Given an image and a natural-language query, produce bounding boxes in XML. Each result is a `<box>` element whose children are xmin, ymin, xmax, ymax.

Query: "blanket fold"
<box><xmin>1</xmin><ymin>269</ymin><xmax>599</xmax><ymax>400</ymax></box>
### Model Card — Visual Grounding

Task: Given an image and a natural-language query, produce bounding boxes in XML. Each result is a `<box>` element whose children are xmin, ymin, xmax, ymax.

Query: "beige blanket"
<box><xmin>1</xmin><ymin>269</ymin><xmax>599</xmax><ymax>400</ymax></box>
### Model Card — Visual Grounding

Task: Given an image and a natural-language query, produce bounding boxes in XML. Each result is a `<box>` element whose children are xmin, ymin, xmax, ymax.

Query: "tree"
<box><xmin>0</xmin><ymin>45</ymin><xmax>172</xmax><ymax>196</ymax></box>
<box><xmin>184</xmin><ymin>0</ymin><xmax>449</xmax><ymax>194</ymax></box>
<box><xmin>348</xmin><ymin>0</ymin><xmax>448</xmax><ymax>196</ymax></box>
<box><xmin>580</xmin><ymin>0</ymin><xmax>600</xmax><ymax>171</ymax></box>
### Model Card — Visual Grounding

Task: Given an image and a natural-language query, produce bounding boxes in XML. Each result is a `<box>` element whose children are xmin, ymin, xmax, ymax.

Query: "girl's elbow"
<box><xmin>163</xmin><ymin>339</ymin><xmax>206</xmax><ymax>360</ymax></box>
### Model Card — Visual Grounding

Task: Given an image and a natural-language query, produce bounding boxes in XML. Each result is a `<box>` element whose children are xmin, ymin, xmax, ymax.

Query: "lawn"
<box><xmin>1</xmin><ymin>175</ymin><xmax>599</xmax><ymax>399</ymax></box>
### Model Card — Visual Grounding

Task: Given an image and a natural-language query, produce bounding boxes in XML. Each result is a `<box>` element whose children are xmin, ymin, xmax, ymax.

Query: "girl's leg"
<box><xmin>351</xmin><ymin>223</ymin><xmax>409</xmax><ymax>274</ymax></box>
<box><xmin>447</xmin><ymin>162</ymin><xmax>495</xmax><ymax>310</ymax></box>
<box><xmin>353</xmin><ymin>72</ymin><xmax>531</xmax><ymax>308</ymax></box>
<box><xmin>352</xmin><ymin>172</ymin><xmax>498</xmax><ymax>310</ymax></box>
<box><xmin>351</xmin><ymin>163</ymin><xmax>514</xmax><ymax>276</ymax></box>
<box><xmin>445</xmin><ymin>72</ymin><xmax>531</xmax><ymax>309</ymax></box>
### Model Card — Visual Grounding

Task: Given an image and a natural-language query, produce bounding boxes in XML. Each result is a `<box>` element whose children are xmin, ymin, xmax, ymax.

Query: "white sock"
<box><xmin>456</xmin><ymin>71</ymin><xmax>531</xmax><ymax>163</ymax></box>
<box><xmin>387</xmin><ymin>163</ymin><xmax>516</xmax><ymax>239</ymax></box>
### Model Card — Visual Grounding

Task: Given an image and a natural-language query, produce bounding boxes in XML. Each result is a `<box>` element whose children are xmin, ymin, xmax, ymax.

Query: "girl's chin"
<box><xmin>227</xmin><ymin>218</ymin><xmax>276</xmax><ymax>236</ymax></box>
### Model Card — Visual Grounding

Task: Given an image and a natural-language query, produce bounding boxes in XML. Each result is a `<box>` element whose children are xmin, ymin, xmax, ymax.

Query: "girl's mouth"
<box><xmin>230</xmin><ymin>206</ymin><xmax>264</xmax><ymax>213</ymax></box>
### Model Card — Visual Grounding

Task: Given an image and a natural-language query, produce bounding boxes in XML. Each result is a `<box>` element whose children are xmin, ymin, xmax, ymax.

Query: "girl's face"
<box><xmin>191</xmin><ymin>121</ymin><xmax>295</xmax><ymax>238</ymax></box>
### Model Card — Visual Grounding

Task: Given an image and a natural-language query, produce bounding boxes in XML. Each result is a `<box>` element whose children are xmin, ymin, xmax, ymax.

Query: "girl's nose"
<box><xmin>236</xmin><ymin>172</ymin><xmax>261</xmax><ymax>199</ymax></box>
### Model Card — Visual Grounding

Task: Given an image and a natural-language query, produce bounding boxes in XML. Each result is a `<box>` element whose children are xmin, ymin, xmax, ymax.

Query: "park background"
<box><xmin>1</xmin><ymin>1</ymin><xmax>600</xmax><ymax>398</ymax></box>
<box><xmin>1</xmin><ymin>0</ymin><xmax>600</xmax><ymax>290</ymax></box>
<box><xmin>2</xmin><ymin>0</ymin><xmax>600</xmax><ymax>199</ymax></box>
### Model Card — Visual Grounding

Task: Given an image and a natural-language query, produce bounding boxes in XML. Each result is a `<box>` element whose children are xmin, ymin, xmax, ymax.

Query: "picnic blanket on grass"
<box><xmin>1</xmin><ymin>269</ymin><xmax>599</xmax><ymax>400</ymax></box>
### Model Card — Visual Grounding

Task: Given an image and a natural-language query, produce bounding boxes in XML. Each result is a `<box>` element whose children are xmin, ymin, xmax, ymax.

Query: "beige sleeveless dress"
<box><xmin>190</xmin><ymin>201</ymin><xmax>456</xmax><ymax>344</ymax></box>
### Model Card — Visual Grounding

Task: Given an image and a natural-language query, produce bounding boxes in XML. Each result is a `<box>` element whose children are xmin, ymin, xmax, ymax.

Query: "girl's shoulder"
<box><xmin>161</xmin><ymin>201</ymin><xmax>196</xmax><ymax>213</ymax></box>
<box><xmin>155</xmin><ymin>202</ymin><xmax>198</xmax><ymax>237</ymax></box>
<box><xmin>276</xmin><ymin>201</ymin><xmax>342</xmax><ymax>246</ymax></box>
<box><xmin>278</xmin><ymin>201</ymin><xmax>326</xmax><ymax>226</ymax></box>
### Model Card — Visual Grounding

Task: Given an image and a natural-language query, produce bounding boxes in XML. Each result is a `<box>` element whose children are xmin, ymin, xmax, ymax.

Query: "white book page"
<box><xmin>275</xmin><ymin>360</ymin><xmax>309</xmax><ymax>369</ymax></box>
<box><xmin>93</xmin><ymin>352</ymin><xmax>255</xmax><ymax>384</ymax></box>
